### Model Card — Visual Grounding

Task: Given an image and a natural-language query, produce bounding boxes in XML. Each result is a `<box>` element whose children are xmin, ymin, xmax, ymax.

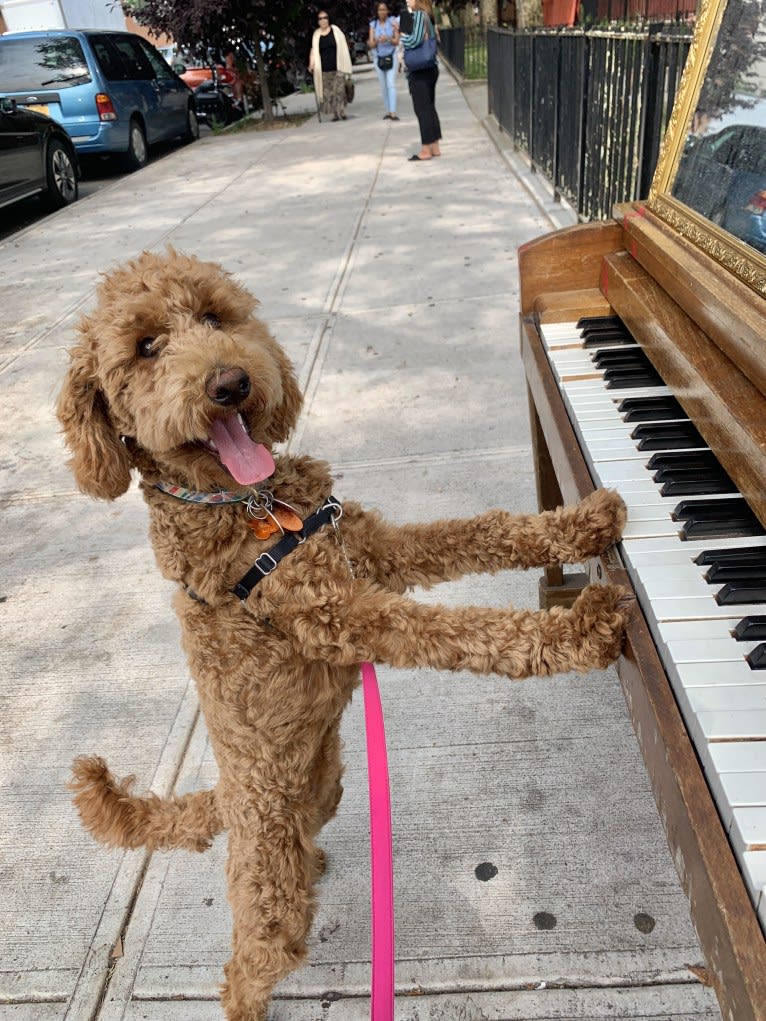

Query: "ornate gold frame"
<box><xmin>647</xmin><ymin>0</ymin><xmax>766</xmax><ymax>297</ymax></box>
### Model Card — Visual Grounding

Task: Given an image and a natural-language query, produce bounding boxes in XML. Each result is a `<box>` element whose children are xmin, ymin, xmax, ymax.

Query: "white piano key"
<box><xmin>622</xmin><ymin>534</ymin><xmax>766</xmax><ymax>557</ymax></box>
<box><xmin>566</xmin><ymin>384</ymin><xmax>673</xmax><ymax>405</ymax></box>
<box><xmin>634</xmin><ymin>563</ymin><xmax>719</xmax><ymax>599</ymax></box>
<box><xmin>731</xmin><ymin>806</ymin><xmax>766</xmax><ymax>854</ymax></box>
<box><xmin>674</xmin><ymin>660</ymin><xmax>766</xmax><ymax>688</ymax></box>
<box><xmin>692</xmin><ymin>709</ymin><xmax>766</xmax><ymax>742</ymax></box>
<box><xmin>743</xmin><ymin>850</ymin><xmax>766</xmax><ymax>904</ymax></box>
<box><xmin>719</xmin><ymin>771</ymin><xmax>766</xmax><ymax>808</ymax></box>
<box><xmin>709</xmin><ymin>772</ymin><xmax>766</xmax><ymax>835</ymax></box>
<box><xmin>579</xmin><ymin>420</ymin><xmax>688</xmax><ymax>440</ymax></box>
<box><xmin>668</xmin><ymin>641</ymin><xmax>760</xmax><ymax>665</ymax></box>
<box><xmin>620</xmin><ymin>518</ymin><xmax>682</xmax><ymax>539</ymax></box>
<box><xmin>649</xmin><ymin>597</ymin><xmax>766</xmax><ymax>621</ymax></box>
<box><xmin>656</xmin><ymin>618</ymin><xmax>740</xmax><ymax>643</ymax></box>
<box><xmin>623</xmin><ymin>535</ymin><xmax>766</xmax><ymax>563</ymax></box>
<box><xmin>684</xmin><ymin>684</ymin><xmax>766</xmax><ymax>713</ymax></box>
<box><xmin>626</xmin><ymin>496</ymin><xmax>737</xmax><ymax>521</ymax></box>
<box><xmin>710</xmin><ymin>742</ymin><xmax>766</xmax><ymax>772</ymax></box>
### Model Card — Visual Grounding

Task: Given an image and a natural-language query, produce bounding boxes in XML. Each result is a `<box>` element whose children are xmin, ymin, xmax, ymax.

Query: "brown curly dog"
<box><xmin>58</xmin><ymin>248</ymin><xmax>629</xmax><ymax>1021</ymax></box>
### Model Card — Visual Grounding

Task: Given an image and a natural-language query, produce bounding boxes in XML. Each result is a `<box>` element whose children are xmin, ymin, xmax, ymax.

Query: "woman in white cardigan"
<box><xmin>309</xmin><ymin>10</ymin><xmax>353</xmax><ymax>120</ymax></box>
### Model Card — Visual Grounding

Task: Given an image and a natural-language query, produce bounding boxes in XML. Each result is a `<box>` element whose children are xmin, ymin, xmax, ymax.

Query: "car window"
<box><xmin>137</xmin><ymin>38</ymin><xmax>176</xmax><ymax>81</ymax></box>
<box><xmin>108</xmin><ymin>35</ymin><xmax>154</xmax><ymax>81</ymax></box>
<box><xmin>0</xmin><ymin>36</ymin><xmax>91</xmax><ymax>90</ymax></box>
<box><xmin>710</xmin><ymin>127</ymin><xmax>766</xmax><ymax>173</ymax></box>
<box><xmin>89</xmin><ymin>35</ymin><xmax>130</xmax><ymax>81</ymax></box>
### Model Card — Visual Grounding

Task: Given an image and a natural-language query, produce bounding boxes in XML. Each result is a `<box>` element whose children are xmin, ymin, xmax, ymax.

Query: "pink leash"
<box><xmin>361</xmin><ymin>661</ymin><xmax>395</xmax><ymax>1019</ymax></box>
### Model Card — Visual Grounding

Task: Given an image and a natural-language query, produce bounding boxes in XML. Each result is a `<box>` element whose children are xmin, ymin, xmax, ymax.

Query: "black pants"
<box><xmin>408</xmin><ymin>64</ymin><xmax>441</xmax><ymax>145</ymax></box>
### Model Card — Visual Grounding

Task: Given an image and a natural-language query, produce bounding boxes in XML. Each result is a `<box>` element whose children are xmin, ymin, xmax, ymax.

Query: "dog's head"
<box><xmin>57</xmin><ymin>249</ymin><xmax>303</xmax><ymax>499</ymax></box>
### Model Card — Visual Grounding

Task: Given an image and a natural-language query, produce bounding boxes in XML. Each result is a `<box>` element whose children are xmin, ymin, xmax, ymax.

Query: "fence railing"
<box><xmin>439</xmin><ymin>26</ymin><xmax>488</xmax><ymax>79</ymax></box>
<box><xmin>487</xmin><ymin>25</ymin><xmax>691</xmax><ymax>220</ymax></box>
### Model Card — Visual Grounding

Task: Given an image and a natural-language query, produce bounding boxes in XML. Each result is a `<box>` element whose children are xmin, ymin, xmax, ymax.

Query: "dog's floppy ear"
<box><xmin>57</xmin><ymin>338</ymin><xmax>132</xmax><ymax>500</ymax></box>
<box><xmin>267</xmin><ymin>345</ymin><xmax>304</xmax><ymax>445</ymax></box>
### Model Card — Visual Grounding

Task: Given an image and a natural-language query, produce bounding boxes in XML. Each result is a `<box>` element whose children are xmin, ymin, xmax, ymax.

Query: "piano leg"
<box><xmin>529</xmin><ymin>391</ymin><xmax>590</xmax><ymax>609</ymax></box>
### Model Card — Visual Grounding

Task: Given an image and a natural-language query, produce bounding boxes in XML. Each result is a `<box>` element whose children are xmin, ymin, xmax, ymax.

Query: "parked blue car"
<box><xmin>0</xmin><ymin>29</ymin><xmax>198</xmax><ymax>171</ymax></box>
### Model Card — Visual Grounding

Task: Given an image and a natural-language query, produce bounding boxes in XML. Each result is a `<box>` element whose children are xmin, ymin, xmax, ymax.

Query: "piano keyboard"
<box><xmin>539</xmin><ymin>315</ymin><xmax>766</xmax><ymax>933</ymax></box>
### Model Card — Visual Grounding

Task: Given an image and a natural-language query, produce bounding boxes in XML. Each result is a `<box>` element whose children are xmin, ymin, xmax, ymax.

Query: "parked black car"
<box><xmin>0</xmin><ymin>96</ymin><xmax>79</xmax><ymax>211</ymax></box>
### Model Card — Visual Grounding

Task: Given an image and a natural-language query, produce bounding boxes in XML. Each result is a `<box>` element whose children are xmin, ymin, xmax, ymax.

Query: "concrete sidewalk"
<box><xmin>0</xmin><ymin>62</ymin><xmax>720</xmax><ymax>1020</ymax></box>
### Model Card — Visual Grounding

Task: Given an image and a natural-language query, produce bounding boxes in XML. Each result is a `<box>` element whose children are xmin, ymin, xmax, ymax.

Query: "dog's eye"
<box><xmin>138</xmin><ymin>337</ymin><xmax>158</xmax><ymax>358</ymax></box>
<box><xmin>201</xmin><ymin>313</ymin><xmax>221</xmax><ymax>329</ymax></box>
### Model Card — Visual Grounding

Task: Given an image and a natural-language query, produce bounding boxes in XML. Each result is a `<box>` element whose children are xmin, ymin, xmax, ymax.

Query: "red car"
<box><xmin>177</xmin><ymin>64</ymin><xmax>237</xmax><ymax>90</ymax></box>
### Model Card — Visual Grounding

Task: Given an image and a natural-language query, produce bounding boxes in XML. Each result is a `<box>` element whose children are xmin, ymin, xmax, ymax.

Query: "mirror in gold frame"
<box><xmin>648</xmin><ymin>0</ymin><xmax>766</xmax><ymax>297</ymax></box>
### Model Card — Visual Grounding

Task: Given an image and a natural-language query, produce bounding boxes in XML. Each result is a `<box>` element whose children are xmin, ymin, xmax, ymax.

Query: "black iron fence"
<box><xmin>439</xmin><ymin>26</ymin><xmax>488</xmax><ymax>79</ymax></box>
<box><xmin>487</xmin><ymin>25</ymin><xmax>691</xmax><ymax>220</ymax></box>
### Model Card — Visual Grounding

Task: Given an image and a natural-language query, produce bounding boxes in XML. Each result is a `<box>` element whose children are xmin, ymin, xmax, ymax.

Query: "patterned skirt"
<box><xmin>321</xmin><ymin>71</ymin><xmax>346</xmax><ymax>117</ymax></box>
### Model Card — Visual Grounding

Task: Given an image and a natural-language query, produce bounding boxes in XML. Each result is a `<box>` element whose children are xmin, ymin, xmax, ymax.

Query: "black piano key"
<box><xmin>746</xmin><ymin>643</ymin><xmax>766</xmax><ymax>669</ymax></box>
<box><xmin>576</xmin><ymin>315</ymin><xmax>624</xmax><ymax>330</ymax></box>
<box><xmin>734</xmin><ymin>616</ymin><xmax>766</xmax><ymax>641</ymax></box>
<box><xmin>716</xmin><ymin>582</ymin><xmax>766</xmax><ymax>604</ymax></box>
<box><xmin>592</xmin><ymin>351</ymin><xmax>645</xmax><ymax>368</ymax></box>
<box><xmin>695</xmin><ymin>546</ymin><xmax>766</xmax><ymax>567</ymax></box>
<box><xmin>647</xmin><ymin>451</ymin><xmax>717</xmax><ymax>469</ymax></box>
<box><xmin>619</xmin><ymin>397</ymin><xmax>687</xmax><ymax>422</ymax></box>
<box><xmin>682</xmin><ymin>514</ymin><xmax>764</xmax><ymax>540</ymax></box>
<box><xmin>659</xmin><ymin>476</ymin><xmax>739</xmax><ymax>496</ymax></box>
<box><xmin>706</xmin><ymin>563</ymin><xmax>766</xmax><ymax>583</ymax></box>
<box><xmin>583</xmin><ymin>333</ymin><xmax>635</xmax><ymax>348</ymax></box>
<box><xmin>654</xmin><ymin>467</ymin><xmax>723</xmax><ymax>483</ymax></box>
<box><xmin>636</xmin><ymin>428</ymin><xmax>705</xmax><ymax>451</ymax></box>
<box><xmin>606</xmin><ymin>373</ymin><xmax>664</xmax><ymax>390</ymax></box>
<box><xmin>672</xmin><ymin>497</ymin><xmax>749</xmax><ymax>521</ymax></box>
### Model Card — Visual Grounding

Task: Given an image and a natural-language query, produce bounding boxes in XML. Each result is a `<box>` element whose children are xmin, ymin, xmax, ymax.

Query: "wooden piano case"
<box><xmin>518</xmin><ymin>0</ymin><xmax>766</xmax><ymax>1016</ymax></box>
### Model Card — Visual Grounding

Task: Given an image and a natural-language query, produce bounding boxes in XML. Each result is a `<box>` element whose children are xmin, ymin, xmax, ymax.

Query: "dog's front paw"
<box><xmin>549</xmin><ymin>488</ymin><xmax>627</xmax><ymax>563</ymax></box>
<box><xmin>567</xmin><ymin>582</ymin><xmax>632</xmax><ymax>670</ymax></box>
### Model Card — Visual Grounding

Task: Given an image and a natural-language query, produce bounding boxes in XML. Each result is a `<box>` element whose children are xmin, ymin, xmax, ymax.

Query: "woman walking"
<box><xmin>368</xmin><ymin>2</ymin><xmax>400</xmax><ymax>120</ymax></box>
<box><xmin>309</xmin><ymin>10</ymin><xmax>353</xmax><ymax>121</ymax></box>
<box><xmin>400</xmin><ymin>0</ymin><xmax>441</xmax><ymax>160</ymax></box>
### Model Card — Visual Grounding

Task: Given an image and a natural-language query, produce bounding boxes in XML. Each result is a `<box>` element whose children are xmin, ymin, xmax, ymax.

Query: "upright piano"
<box><xmin>519</xmin><ymin>1</ymin><xmax>766</xmax><ymax>1018</ymax></box>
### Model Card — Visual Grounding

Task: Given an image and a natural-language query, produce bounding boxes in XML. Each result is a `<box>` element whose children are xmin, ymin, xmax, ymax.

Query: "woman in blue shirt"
<box><xmin>368</xmin><ymin>1</ymin><xmax>400</xmax><ymax>120</ymax></box>
<box><xmin>400</xmin><ymin>0</ymin><xmax>442</xmax><ymax>161</ymax></box>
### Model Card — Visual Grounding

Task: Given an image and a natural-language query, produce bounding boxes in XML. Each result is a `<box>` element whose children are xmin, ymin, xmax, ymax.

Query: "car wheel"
<box><xmin>42</xmin><ymin>139</ymin><xmax>78</xmax><ymax>209</ymax></box>
<box><xmin>182</xmin><ymin>103</ymin><xmax>199</xmax><ymax>143</ymax></box>
<box><xmin>122</xmin><ymin>118</ymin><xmax>148</xmax><ymax>172</ymax></box>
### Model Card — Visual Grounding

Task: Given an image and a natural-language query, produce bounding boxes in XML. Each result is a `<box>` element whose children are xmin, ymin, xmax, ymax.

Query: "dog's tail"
<box><xmin>69</xmin><ymin>755</ymin><xmax>224</xmax><ymax>852</ymax></box>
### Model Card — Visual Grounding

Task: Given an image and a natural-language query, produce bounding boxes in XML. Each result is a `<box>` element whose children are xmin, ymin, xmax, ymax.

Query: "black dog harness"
<box><xmin>231</xmin><ymin>496</ymin><xmax>342</xmax><ymax>600</ymax></box>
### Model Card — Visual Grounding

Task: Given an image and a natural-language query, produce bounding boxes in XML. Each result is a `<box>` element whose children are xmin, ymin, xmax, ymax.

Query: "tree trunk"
<box><xmin>480</xmin><ymin>0</ymin><xmax>498</xmax><ymax>24</ymax></box>
<box><xmin>254</xmin><ymin>41</ymin><xmax>273</xmax><ymax>122</ymax></box>
<box><xmin>517</xmin><ymin>0</ymin><xmax>543</xmax><ymax>25</ymax></box>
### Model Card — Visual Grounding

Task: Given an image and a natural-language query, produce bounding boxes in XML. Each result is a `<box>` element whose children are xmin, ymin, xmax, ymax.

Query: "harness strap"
<box><xmin>231</xmin><ymin>496</ymin><xmax>341</xmax><ymax>600</ymax></box>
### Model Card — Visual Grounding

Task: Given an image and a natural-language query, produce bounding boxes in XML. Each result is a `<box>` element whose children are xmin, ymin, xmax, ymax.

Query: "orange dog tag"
<box><xmin>247</xmin><ymin>506</ymin><xmax>304</xmax><ymax>540</ymax></box>
<box><xmin>273</xmin><ymin>506</ymin><xmax>303</xmax><ymax>532</ymax></box>
<box><xmin>248</xmin><ymin>517</ymin><xmax>279</xmax><ymax>539</ymax></box>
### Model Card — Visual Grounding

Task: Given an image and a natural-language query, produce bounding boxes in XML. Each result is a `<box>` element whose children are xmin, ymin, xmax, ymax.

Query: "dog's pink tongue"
<box><xmin>208</xmin><ymin>416</ymin><xmax>274</xmax><ymax>485</ymax></box>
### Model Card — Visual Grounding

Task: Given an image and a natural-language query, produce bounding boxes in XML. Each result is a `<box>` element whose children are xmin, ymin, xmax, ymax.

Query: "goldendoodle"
<box><xmin>58</xmin><ymin>248</ymin><xmax>629</xmax><ymax>1021</ymax></box>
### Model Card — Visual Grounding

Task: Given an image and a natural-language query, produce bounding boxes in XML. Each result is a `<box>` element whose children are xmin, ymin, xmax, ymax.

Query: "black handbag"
<box><xmin>345</xmin><ymin>76</ymin><xmax>355</xmax><ymax>103</ymax></box>
<box><xmin>377</xmin><ymin>53</ymin><xmax>394</xmax><ymax>71</ymax></box>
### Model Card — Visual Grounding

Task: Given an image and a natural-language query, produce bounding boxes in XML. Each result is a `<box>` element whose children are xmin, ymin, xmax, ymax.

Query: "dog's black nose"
<box><xmin>206</xmin><ymin>367</ymin><xmax>251</xmax><ymax>407</ymax></box>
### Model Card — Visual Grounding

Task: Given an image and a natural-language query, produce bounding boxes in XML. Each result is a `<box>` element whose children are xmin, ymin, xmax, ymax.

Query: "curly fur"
<box><xmin>58</xmin><ymin>248</ymin><xmax>630</xmax><ymax>1021</ymax></box>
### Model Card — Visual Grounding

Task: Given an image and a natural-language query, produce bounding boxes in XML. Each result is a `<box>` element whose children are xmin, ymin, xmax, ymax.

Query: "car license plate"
<box><xmin>26</xmin><ymin>103</ymin><xmax>49</xmax><ymax>116</ymax></box>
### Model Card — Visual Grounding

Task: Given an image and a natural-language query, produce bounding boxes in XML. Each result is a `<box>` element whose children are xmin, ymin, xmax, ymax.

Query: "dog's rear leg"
<box><xmin>221</xmin><ymin>816</ymin><xmax>317</xmax><ymax>1021</ymax></box>
<box><xmin>69</xmin><ymin>756</ymin><xmax>223</xmax><ymax>852</ymax></box>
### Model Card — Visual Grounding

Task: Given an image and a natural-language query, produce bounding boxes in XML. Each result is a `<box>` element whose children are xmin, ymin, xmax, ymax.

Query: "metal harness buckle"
<box><xmin>253</xmin><ymin>552</ymin><xmax>278</xmax><ymax>576</ymax></box>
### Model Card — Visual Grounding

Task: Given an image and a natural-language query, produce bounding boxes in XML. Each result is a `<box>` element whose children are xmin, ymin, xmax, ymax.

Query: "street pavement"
<box><xmin>0</xmin><ymin>62</ymin><xmax>722</xmax><ymax>1020</ymax></box>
